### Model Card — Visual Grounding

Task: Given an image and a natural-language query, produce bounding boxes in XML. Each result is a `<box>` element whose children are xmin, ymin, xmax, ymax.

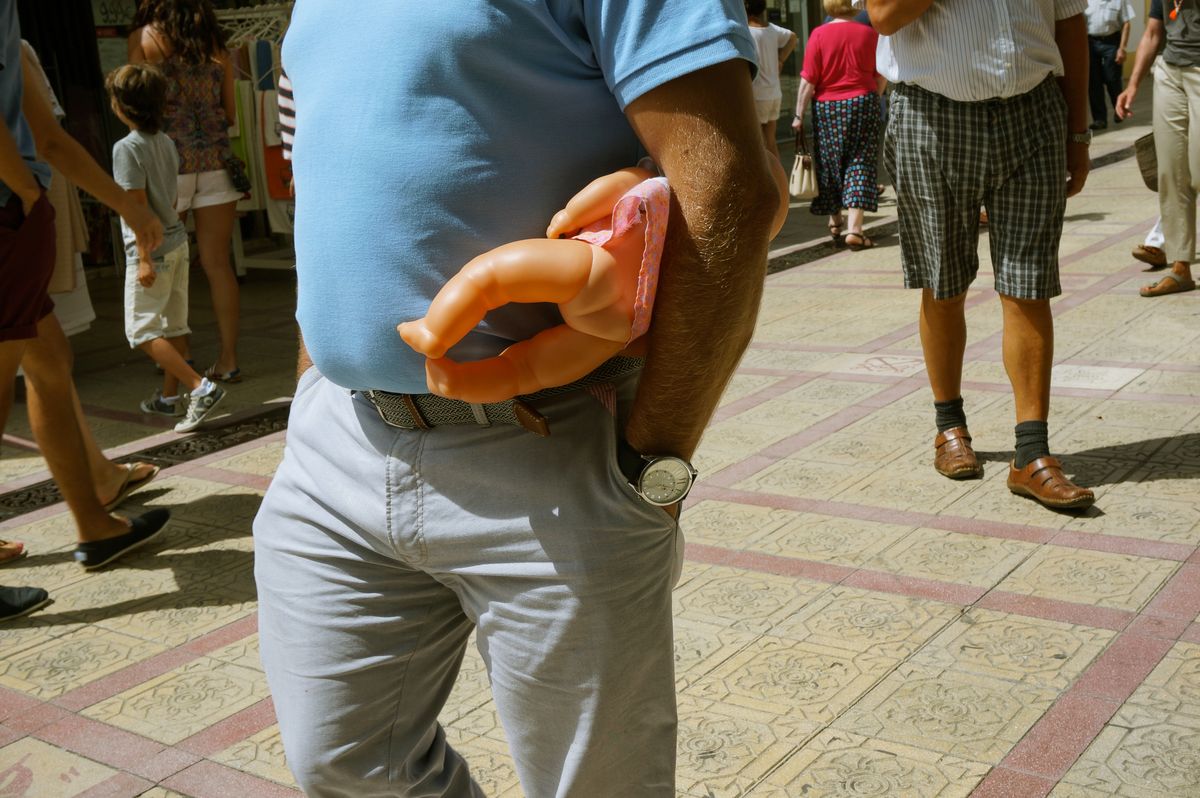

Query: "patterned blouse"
<box><xmin>159</xmin><ymin>58</ymin><xmax>230</xmax><ymax>175</ymax></box>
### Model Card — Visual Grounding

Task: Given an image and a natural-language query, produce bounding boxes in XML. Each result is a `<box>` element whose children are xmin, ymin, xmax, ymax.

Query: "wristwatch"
<box><xmin>616</xmin><ymin>437</ymin><xmax>698</xmax><ymax>507</ymax></box>
<box><xmin>1068</xmin><ymin>130</ymin><xmax>1092</xmax><ymax>145</ymax></box>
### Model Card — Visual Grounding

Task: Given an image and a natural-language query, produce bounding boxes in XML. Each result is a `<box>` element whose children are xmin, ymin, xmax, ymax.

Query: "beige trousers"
<box><xmin>1154</xmin><ymin>60</ymin><xmax>1200</xmax><ymax>264</ymax></box>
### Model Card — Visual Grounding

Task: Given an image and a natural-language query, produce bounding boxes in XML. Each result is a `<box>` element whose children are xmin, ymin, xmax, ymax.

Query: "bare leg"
<box><xmin>139</xmin><ymin>337</ymin><xmax>203</xmax><ymax>393</ymax></box>
<box><xmin>193</xmin><ymin>201</ymin><xmax>240</xmax><ymax>375</ymax></box>
<box><xmin>846</xmin><ymin>207</ymin><xmax>866</xmax><ymax>234</ymax></box>
<box><xmin>20</xmin><ymin>315</ymin><xmax>128</xmax><ymax>542</ymax></box>
<box><xmin>999</xmin><ymin>295</ymin><xmax>1053</xmax><ymax>422</ymax></box>
<box><xmin>160</xmin><ymin>334</ymin><xmax>191</xmax><ymax>398</ymax></box>
<box><xmin>918</xmin><ymin>289</ymin><xmax>968</xmax><ymax>402</ymax></box>
<box><xmin>0</xmin><ymin>339</ymin><xmax>28</xmax><ymax>440</ymax></box>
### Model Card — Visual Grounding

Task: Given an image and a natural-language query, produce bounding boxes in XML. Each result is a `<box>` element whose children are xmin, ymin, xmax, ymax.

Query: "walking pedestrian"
<box><xmin>1086</xmin><ymin>0</ymin><xmax>1136</xmax><ymax>129</ymax></box>
<box><xmin>871</xmin><ymin>0</ymin><xmax>1096</xmax><ymax>510</ymax></box>
<box><xmin>253</xmin><ymin>2</ymin><xmax>778</xmax><ymax>795</ymax></box>
<box><xmin>746</xmin><ymin>0</ymin><xmax>798</xmax><ymax>162</ymax></box>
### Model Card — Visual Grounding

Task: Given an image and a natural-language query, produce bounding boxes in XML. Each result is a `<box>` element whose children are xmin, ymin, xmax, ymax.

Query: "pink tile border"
<box><xmin>162</xmin><ymin>759</ymin><xmax>301</xmax><ymax>798</ymax></box>
<box><xmin>33</xmin><ymin>714</ymin><xmax>198</xmax><ymax>782</ymax></box>
<box><xmin>1000</xmin><ymin>691</ymin><xmax>1121</xmax><ymax>779</ymax></box>
<box><xmin>1071</xmin><ymin>632</ymin><xmax>1174</xmax><ymax>703</ymax></box>
<box><xmin>1143</xmin><ymin>562</ymin><xmax>1200</xmax><ymax>620</ymax></box>
<box><xmin>969</xmin><ymin>766</ymin><xmax>1056</xmax><ymax>798</ymax></box>
<box><xmin>1048</xmin><ymin>530</ymin><xmax>1193</xmax><ymax>562</ymax></box>
<box><xmin>841</xmin><ymin>569</ymin><xmax>985</xmax><ymax>605</ymax></box>
<box><xmin>176</xmin><ymin>698</ymin><xmax>276</xmax><ymax>757</ymax></box>
<box><xmin>183</xmin><ymin>465</ymin><xmax>274</xmax><ymax>492</ymax></box>
<box><xmin>1181</xmin><ymin>622</ymin><xmax>1200</xmax><ymax>645</ymax></box>
<box><xmin>976</xmin><ymin>591</ymin><xmax>1133</xmax><ymax>632</ymax></box>
<box><xmin>0</xmin><ymin>686</ymin><xmax>44</xmax><ymax>723</ymax></box>
<box><xmin>74</xmin><ymin>772</ymin><xmax>155</xmax><ymax>798</ymax></box>
<box><xmin>684</xmin><ymin>542</ymin><xmax>856</xmax><ymax>585</ymax></box>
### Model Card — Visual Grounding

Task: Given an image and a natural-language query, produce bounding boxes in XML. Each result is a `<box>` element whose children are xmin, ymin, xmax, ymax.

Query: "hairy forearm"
<box><xmin>1127</xmin><ymin>26</ymin><xmax>1163</xmax><ymax>88</ymax></box>
<box><xmin>866</xmin><ymin>0</ymin><xmax>935</xmax><ymax>36</ymax></box>
<box><xmin>624</xmin><ymin>164</ymin><xmax>776</xmax><ymax>459</ymax></box>
<box><xmin>40</xmin><ymin>133</ymin><xmax>136</xmax><ymax>218</ymax></box>
<box><xmin>1055</xmin><ymin>15</ymin><xmax>1090</xmax><ymax>132</ymax></box>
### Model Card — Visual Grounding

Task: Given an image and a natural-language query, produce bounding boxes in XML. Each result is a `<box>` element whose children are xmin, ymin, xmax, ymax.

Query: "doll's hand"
<box><xmin>545</xmin><ymin>167</ymin><xmax>652</xmax><ymax>239</ymax></box>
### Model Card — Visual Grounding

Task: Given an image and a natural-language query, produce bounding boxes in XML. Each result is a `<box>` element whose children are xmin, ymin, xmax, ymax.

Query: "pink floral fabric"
<box><xmin>571</xmin><ymin>176</ymin><xmax>669</xmax><ymax>341</ymax></box>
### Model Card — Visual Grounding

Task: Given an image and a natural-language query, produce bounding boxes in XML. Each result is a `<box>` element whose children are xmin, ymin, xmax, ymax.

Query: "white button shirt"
<box><xmin>1085</xmin><ymin>0</ymin><xmax>1135</xmax><ymax>37</ymax></box>
<box><xmin>876</xmin><ymin>0</ymin><xmax>1089</xmax><ymax>102</ymax></box>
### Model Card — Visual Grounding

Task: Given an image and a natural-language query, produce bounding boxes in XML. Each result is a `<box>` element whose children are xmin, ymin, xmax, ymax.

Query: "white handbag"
<box><xmin>789</xmin><ymin>132</ymin><xmax>818</xmax><ymax>200</ymax></box>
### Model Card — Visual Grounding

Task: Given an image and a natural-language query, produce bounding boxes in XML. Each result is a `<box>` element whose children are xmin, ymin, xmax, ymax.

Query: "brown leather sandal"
<box><xmin>934</xmin><ymin>427</ymin><xmax>982</xmax><ymax>479</ymax></box>
<box><xmin>1007</xmin><ymin>457</ymin><xmax>1094</xmax><ymax>509</ymax></box>
<box><xmin>844</xmin><ymin>231</ymin><xmax>875</xmax><ymax>251</ymax></box>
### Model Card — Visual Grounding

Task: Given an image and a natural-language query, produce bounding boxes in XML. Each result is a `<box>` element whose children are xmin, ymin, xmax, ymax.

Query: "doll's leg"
<box><xmin>546</xmin><ymin>167</ymin><xmax>654</xmax><ymax>239</ymax></box>
<box><xmin>399</xmin><ymin>239</ymin><xmax>597</xmax><ymax>359</ymax></box>
<box><xmin>425</xmin><ymin>325</ymin><xmax>626</xmax><ymax>403</ymax></box>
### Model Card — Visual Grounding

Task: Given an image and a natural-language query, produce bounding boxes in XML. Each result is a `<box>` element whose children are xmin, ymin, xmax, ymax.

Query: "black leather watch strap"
<box><xmin>616</xmin><ymin>437</ymin><xmax>646</xmax><ymax>487</ymax></box>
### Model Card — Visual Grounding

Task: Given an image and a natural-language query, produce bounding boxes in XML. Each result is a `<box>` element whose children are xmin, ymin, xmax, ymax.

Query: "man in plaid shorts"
<box><xmin>868</xmin><ymin>0</ymin><xmax>1096</xmax><ymax>510</ymax></box>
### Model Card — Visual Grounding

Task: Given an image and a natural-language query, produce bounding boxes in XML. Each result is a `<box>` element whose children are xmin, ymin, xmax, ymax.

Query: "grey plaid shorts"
<box><xmin>884</xmin><ymin>77</ymin><xmax>1068</xmax><ymax>300</ymax></box>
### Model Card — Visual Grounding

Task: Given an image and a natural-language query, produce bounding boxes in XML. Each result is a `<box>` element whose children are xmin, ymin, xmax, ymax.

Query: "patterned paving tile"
<box><xmin>135</xmin><ymin>789</ymin><xmax>190</xmax><ymax>798</ymax></box>
<box><xmin>672</xmin><ymin>566</ymin><xmax>829</xmax><ymax>635</ymax></box>
<box><xmin>867</xmin><ymin>528</ymin><xmax>1038</xmax><ymax>589</ymax></box>
<box><xmin>1123</xmin><ymin>641</ymin><xmax>1200</xmax><ymax>720</ymax></box>
<box><xmin>717</xmin><ymin>374</ymin><xmax>786</xmax><ymax>407</ymax></box>
<box><xmin>1050</xmin><ymin>364</ymin><xmax>1144</xmax><ymax>391</ymax></box>
<box><xmin>797</xmin><ymin>432</ymin><xmax>917</xmax><ymax>469</ymax></box>
<box><xmin>769</xmin><ymin>585</ymin><xmax>961</xmax><ymax>659</ymax></box>
<box><xmin>908</xmin><ymin>609</ymin><xmax>1116</xmax><ymax>691</ymax></box>
<box><xmin>456</xmin><ymin>735</ymin><xmax>524</xmax><ymax>797</ymax></box>
<box><xmin>835</xmin><ymin>468</ymin><xmax>984</xmax><ymax>514</ymax></box>
<box><xmin>81</xmin><ymin>656</ymin><xmax>270</xmax><ymax>744</ymax></box>
<box><xmin>997</xmin><ymin>546</ymin><xmax>1180</xmax><ymax>612</ymax></box>
<box><xmin>686</xmin><ymin>635</ymin><xmax>896</xmax><ymax>731</ymax></box>
<box><xmin>675</xmin><ymin>693</ymin><xmax>804</xmax><ymax>798</ymax></box>
<box><xmin>748</xmin><ymin>514</ymin><xmax>914</xmax><ymax>568</ymax></box>
<box><xmin>735</xmin><ymin>459</ymin><xmax>875</xmax><ymax>502</ymax></box>
<box><xmin>0</xmin><ymin>736</ymin><xmax>117</xmax><ymax>797</ymax></box>
<box><xmin>680</xmin><ymin>500</ymin><xmax>797</xmax><ymax>548</ymax></box>
<box><xmin>673</xmin><ymin>617</ymin><xmax>760</xmax><ymax>689</ymax></box>
<box><xmin>213</xmin><ymin>724</ymin><xmax>296</xmax><ymax>789</ymax></box>
<box><xmin>205</xmin><ymin>441</ymin><xmax>286</xmax><ymax>477</ymax></box>
<box><xmin>833</xmin><ymin>663</ymin><xmax>1059</xmax><ymax>764</ymax></box>
<box><xmin>1056</xmin><ymin>708</ymin><xmax>1200</xmax><ymax>796</ymax></box>
<box><xmin>0</xmin><ymin>627</ymin><xmax>166</xmax><ymax>700</ymax></box>
<box><xmin>747</xmin><ymin>729</ymin><xmax>989</xmax><ymax>797</ymax></box>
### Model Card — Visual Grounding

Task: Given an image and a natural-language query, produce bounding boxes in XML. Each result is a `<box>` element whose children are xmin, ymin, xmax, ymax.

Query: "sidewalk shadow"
<box><xmin>976</xmin><ymin>431</ymin><xmax>1198</xmax><ymax>489</ymax></box>
<box><xmin>4</xmin><ymin>492</ymin><xmax>260</xmax><ymax>629</ymax></box>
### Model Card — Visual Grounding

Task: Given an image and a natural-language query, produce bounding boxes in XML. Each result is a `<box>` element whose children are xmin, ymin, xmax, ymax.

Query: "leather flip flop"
<box><xmin>1140</xmin><ymin>272</ymin><xmax>1196</xmax><ymax>298</ymax></box>
<box><xmin>103</xmin><ymin>463</ymin><xmax>161</xmax><ymax>512</ymax></box>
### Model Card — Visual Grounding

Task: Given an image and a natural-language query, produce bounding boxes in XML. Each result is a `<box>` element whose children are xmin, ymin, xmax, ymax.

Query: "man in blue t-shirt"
<box><xmin>254</xmin><ymin>2</ymin><xmax>779</xmax><ymax>795</ymax></box>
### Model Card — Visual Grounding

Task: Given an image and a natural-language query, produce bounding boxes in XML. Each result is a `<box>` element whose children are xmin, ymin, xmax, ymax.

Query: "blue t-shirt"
<box><xmin>0</xmin><ymin>6</ymin><xmax>50</xmax><ymax>206</ymax></box>
<box><xmin>284</xmin><ymin>0</ymin><xmax>756</xmax><ymax>392</ymax></box>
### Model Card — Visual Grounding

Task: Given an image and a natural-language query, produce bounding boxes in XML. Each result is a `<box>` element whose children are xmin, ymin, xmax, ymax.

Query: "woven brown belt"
<box><xmin>362</xmin><ymin>355</ymin><xmax>644</xmax><ymax>437</ymax></box>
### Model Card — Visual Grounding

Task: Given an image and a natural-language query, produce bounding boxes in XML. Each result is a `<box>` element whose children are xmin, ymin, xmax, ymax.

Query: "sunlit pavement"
<box><xmin>1</xmin><ymin>96</ymin><xmax>1198</xmax><ymax>797</ymax></box>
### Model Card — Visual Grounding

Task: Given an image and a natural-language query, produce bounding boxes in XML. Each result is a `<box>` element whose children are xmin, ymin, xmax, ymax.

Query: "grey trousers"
<box><xmin>254</xmin><ymin>368</ymin><xmax>682</xmax><ymax>797</ymax></box>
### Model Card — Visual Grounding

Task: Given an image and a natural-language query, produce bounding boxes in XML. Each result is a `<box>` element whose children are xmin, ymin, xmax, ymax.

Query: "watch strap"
<box><xmin>616</xmin><ymin>436</ymin><xmax>647</xmax><ymax>487</ymax></box>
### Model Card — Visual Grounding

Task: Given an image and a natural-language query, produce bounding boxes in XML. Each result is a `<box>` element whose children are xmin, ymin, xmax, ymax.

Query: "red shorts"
<box><xmin>0</xmin><ymin>192</ymin><xmax>56</xmax><ymax>342</ymax></box>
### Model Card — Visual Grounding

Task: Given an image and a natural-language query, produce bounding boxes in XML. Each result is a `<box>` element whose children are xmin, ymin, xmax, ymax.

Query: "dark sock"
<box><xmin>1014</xmin><ymin>420</ymin><xmax>1050</xmax><ymax>468</ymax></box>
<box><xmin>934</xmin><ymin>398</ymin><xmax>967</xmax><ymax>433</ymax></box>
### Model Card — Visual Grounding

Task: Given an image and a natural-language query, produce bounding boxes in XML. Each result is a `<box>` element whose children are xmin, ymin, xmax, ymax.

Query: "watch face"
<box><xmin>639</xmin><ymin>458</ymin><xmax>695</xmax><ymax>505</ymax></box>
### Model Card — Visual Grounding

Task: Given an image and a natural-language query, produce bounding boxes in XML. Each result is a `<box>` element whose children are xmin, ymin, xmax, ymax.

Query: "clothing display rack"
<box><xmin>216</xmin><ymin>3</ymin><xmax>294</xmax><ymax>274</ymax></box>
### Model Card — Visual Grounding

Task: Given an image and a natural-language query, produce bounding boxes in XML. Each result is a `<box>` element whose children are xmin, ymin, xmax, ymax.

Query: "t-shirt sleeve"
<box><xmin>800</xmin><ymin>30</ymin><xmax>820</xmax><ymax>84</ymax></box>
<box><xmin>1054</xmin><ymin>0</ymin><xmax>1088</xmax><ymax>20</ymax></box>
<box><xmin>771</xmin><ymin>23</ymin><xmax>792</xmax><ymax>48</ymax></box>
<box><xmin>1121</xmin><ymin>0</ymin><xmax>1137</xmax><ymax>23</ymax></box>
<box><xmin>581</xmin><ymin>0</ymin><xmax>759</xmax><ymax>110</ymax></box>
<box><xmin>1150</xmin><ymin>0</ymin><xmax>1163</xmax><ymax>20</ymax></box>
<box><xmin>112</xmin><ymin>140</ymin><xmax>146</xmax><ymax>191</ymax></box>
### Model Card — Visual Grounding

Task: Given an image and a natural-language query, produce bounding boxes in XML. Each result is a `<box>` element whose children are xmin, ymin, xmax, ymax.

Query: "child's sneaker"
<box><xmin>140</xmin><ymin>390</ymin><xmax>183</xmax><ymax>417</ymax></box>
<box><xmin>174</xmin><ymin>382</ymin><xmax>226</xmax><ymax>433</ymax></box>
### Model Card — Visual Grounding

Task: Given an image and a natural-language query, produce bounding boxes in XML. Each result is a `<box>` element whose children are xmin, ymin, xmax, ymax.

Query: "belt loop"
<box><xmin>401</xmin><ymin>395</ymin><xmax>431</xmax><ymax>430</ymax></box>
<box><xmin>469</xmin><ymin>403</ymin><xmax>490</xmax><ymax>426</ymax></box>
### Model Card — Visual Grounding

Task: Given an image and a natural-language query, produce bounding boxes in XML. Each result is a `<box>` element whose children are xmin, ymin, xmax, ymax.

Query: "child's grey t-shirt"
<box><xmin>112</xmin><ymin>129</ymin><xmax>187</xmax><ymax>264</ymax></box>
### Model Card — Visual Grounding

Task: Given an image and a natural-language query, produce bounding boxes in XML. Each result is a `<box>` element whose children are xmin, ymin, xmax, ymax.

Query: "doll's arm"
<box><xmin>399</xmin><ymin>237</ymin><xmax>597</xmax><ymax>359</ymax></box>
<box><xmin>546</xmin><ymin>166</ymin><xmax>654</xmax><ymax>239</ymax></box>
<box><xmin>425</xmin><ymin>324</ymin><xmax>626</xmax><ymax>403</ymax></box>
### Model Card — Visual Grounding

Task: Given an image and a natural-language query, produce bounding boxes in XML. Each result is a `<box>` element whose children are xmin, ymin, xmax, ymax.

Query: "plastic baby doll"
<box><xmin>399</xmin><ymin>166</ymin><xmax>667</xmax><ymax>403</ymax></box>
<box><xmin>399</xmin><ymin>156</ymin><xmax>789</xmax><ymax>404</ymax></box>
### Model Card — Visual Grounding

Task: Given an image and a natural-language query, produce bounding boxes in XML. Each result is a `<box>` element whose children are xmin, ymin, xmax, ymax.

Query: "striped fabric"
<box><xmin>277</xmin><ymin>69</ymin><xmax>295</xmax><ymax>161</ymax></box>
<box><xmin>875</xmin><ymin>0</ymin><xmax>1088</xmax><ymax>101</ymax></box>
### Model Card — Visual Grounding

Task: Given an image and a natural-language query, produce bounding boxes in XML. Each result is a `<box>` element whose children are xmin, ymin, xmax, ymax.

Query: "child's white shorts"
<box><xmin>177</xmin><ymin>169</ymin><xmax>242</xmax><ymax>211</ymax></box>
<box><xmin>125</xmin><ymin>242</ymin><xmax>191</xmax><ymax>348</ymax></box>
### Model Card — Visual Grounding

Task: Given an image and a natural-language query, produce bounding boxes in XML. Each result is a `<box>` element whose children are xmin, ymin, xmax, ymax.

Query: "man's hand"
<box><xmin>122</xmin><ymin>201</ymin><xmax>165</xmax><ymax>262</ymax></box>
<box><xmin>1066</xmin><ymin>140</ymin><xmax>1090</xmax><ymax>197</ymax></box>
<box><xmin>1115</xmin><ymin>48</ymin><xmax>1126</xmax><ymax>65</ymax></box>
<box><xmin>17</xmin><ymin>188</ymin><xmax>39</xmax><ymax>216</ymax></box>
<box><xmin>1115</xmin><ymin>86</ymin><xmax>1136</xmax><ymax>119</ymax></box>
<box><xmin>138</xmin><ymin>260</ymin><xmax>156</xmax><ymax>288</ymax></box>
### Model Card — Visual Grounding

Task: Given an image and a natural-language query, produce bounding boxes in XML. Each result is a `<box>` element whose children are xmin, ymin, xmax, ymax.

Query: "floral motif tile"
<box><xmin>456</xmin><ymin>735</ymin><xmax>523</xmax><ymax>797</ymax></box>
<box><xmin>997</xmin><ymin>546</ymin><xmax>1180</xmax><ymax>612</ymax></box>
<box><xmin>718</xmin><ymin>374</ymin><xmax>785</xmax><ymax>407</ymax></box>
<box><xmin>835</xmin><ymin>468</ymin><xmax>983</xmax><ymax>514</ymax></box>
<box><xmin>50</xmin><ymin>567</ymin><xmax>180</xmax><ymax>622</ymax></box>
<box><xmin>833</xmin><ymin>663</ymin><xmax>1058</xmax><ymax>764</ymax></box>
<box><xmin>1061</xmin><ymin>493</ymin><xmax>1200</xmax><ymax>545</ymax></box>
<box><xmin>752</xmin><ymin>514</ymin><xmax>913</xmax><ymax>568</ymax></box>
<box><xmin>94</xmin><ymin>593</ymin><xmax>255</xmax><ymax>649</ymax></box>
<box><xmin>1123</xmin><ymin>641</ymin><xmax>1200</xmax><ymax>720</ymax></box>
<box><xmin>698</xmin><ymin>420</ymin><xmax>795</xmax><ymax>459</ymax></box>
<box><xmin>1058</xmin><ymin>708</ymin><xmax>1200</xmax><ymax>796</ymax></box>
<box><xmin>673</xmin><ymin>617</ymin><xmax>760</xmax><ymax>688</ymax></box>
<box><xmin>867</xmin><ymin>528</ymin><xmax>1038</xmax><ymax>589</ymax></box>
<box><xmin>735</xmin><ymin>458</ymin><xmax>875</xmax><ymax>501</ymax></box>
<box><xmin>686</xmin><ymin>635</ymin><xmax>896</xmax><ymax>729</ymax></box>
<box><xmin>679</xmin><ymin>500</ymin><xmax>797</xmax><ymax>549</ymax></box>
<box><xmin>0</xmin><ymin>626</ymin><xmax>166</xmax><ymax>699</ymax></box>
<box><xmin>206</xmin><ymin>441</ymin><xmax>286</xmax><ymax>476</ymax></box>
<box><xmin>0</xmin><ymin>737</ymin><xmax>117</xmax><ymax>797</ymax></box>
<box><xmin>213</xmin><ymin>724</ymin><xmax>296</xmax><ymax>788</ymax></box>
<box><xmin>675</xmin><ymin>694</ymin><xmax>804</xmax><ymax>798</ymax></box>
<box><xmin>81</xmin><ymin>656</ymin><xmax>270</xmax><ymax>744</ymax></box>
<box><xmin>747</xmin><ymin>729</ymin><xmax>989</xmax><ymax>797</ymax></box>
<box><xmin>797</xmin><ymin>433</ymin><xmax>916</xmax><ymax>469</ymax></box>
<box><xmin>909</xmin><ymin>609</ymin><xmax>1115</xmax><ymax>690</ymax></box>
<box><xmin>770</xmin><ymin>585</ymin><xmax>961</xmax><ymax>659</ymax></box>
<box><xmin>208</xmin><ymin>634</ymin><xmax>263</xmax><ymax>671</ymax></box>
<box><xmin>672</xmin><ymin>566</ymin><xmax>828</xmax><ymax>634</ymax></box>
<box><xmin>727</xmin><ymin>398</ymin><xmax>832</xmax><ymax>433</ymax></box>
